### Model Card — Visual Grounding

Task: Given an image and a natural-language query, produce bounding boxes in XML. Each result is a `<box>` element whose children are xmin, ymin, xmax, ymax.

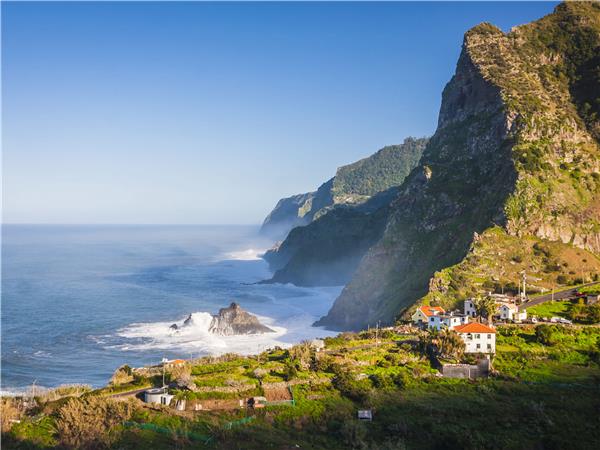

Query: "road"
<box><xmin>110</xmin><ymin>387</ymin><xmax>148</xmax><ymax>398</ymax></box>
<box><xmin>521</xmin><ymin>282</ymin><xmax>599</xmax><ymax>309</ymax></box>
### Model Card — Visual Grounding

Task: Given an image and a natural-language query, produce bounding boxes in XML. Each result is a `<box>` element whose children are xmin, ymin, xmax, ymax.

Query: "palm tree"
<box><xmin>438</xmin><ymin>329</ymin><xmax>465</xmax><ymax>360</ymax></box>
<box><xmin>474</xmin><ymin>295</ymin><xmax>496</xmax><ymax>326</ymax></box>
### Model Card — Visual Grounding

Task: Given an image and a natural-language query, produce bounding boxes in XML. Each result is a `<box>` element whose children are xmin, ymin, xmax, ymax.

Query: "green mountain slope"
<box><xmin>317</xmin><ymin>2</ymin><xmax>600</xmax><ymax>330</ymax></box>
<box><xmin>259</xmin><ymin>138</ymin><xmax>427</xmax><ymax>239</ymax></box>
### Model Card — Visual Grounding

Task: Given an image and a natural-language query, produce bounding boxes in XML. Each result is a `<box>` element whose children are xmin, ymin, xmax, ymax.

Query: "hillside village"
<box><xmin>3</xmin><ymin>282</ymin><xmax>600</xmax><ymax>449</ymax></box>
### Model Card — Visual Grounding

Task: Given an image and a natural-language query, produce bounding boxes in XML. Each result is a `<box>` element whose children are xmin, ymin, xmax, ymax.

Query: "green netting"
<box><xmin>124</xmin><ymin>421</ymin><xmax>212</xmax><ymax>443</ymax></box>
<box><xmin>223</xmin><ymin>416</ymin><xmax>255</xmax><ymax>429</ymax></box>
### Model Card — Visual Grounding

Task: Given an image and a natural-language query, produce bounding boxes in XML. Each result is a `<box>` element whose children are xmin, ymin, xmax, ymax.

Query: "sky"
<box><xmin>2</xmin><ymin>1</ymin><xmax>558</xmax><ymax>225</ymax></box>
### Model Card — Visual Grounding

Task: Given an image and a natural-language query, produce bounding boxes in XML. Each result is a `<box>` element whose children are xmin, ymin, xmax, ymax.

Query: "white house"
<box><xmin>144</xmin><ymin>387</ymin><xmax>174</xmax><ymax>405</ymax></box>
<box><xmin>498</xmin><ymin>303</ymin><xmax>527</xmax><ymax>322</ymax></box>
<box><xmin>463</xmin><ymin>299</ymin><xmax>477</xmax><ymax>318</ymax></box>
<box><xmin>428</xmin><ymin>312</ymin><xmax>469</xmax><ymax>331</ymax></box>
<box><xmin>454</xmin><ymin>323</ymin><xmax>496</xmax><ymax>354</ymax></box>
<box><xmin>412</xmin><ymin>305</ymin><xmax>445</xmax><ymax>326</ymax></box>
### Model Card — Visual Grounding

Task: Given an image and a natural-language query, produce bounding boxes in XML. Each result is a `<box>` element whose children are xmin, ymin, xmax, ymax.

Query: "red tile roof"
<box><xmin>418</xmin><ymin>305</ymin><xmax>445</xmax><ymax>317</ymax></box>
<box><xmin>454</xmin><ymin>323</ymin><xmax>496</xmax><ymax>334</ymax></box>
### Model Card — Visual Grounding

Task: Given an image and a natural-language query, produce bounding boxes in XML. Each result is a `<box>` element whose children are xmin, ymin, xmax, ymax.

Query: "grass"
<box><xmin>527</xmin><ymin>300</ymin><xmax>572</xmax><ymax>318</ymax></box>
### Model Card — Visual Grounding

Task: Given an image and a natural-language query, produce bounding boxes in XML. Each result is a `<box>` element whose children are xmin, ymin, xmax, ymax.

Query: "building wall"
<box><xmin>460</xmin><ymin>333</ymin><xmax>495</xmax><ymax>353</ymax></box>
<box><xmin>464</xmin><ymin>300</ymin><xmax>477</xmax><ymax>317</ymax></box>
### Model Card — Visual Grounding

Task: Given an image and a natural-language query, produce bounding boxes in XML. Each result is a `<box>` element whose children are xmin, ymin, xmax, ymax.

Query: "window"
<box><xmin>475</xmin><ymin>334</ymin><xmax>480</xmax><ymax>339</ymax></box>
<box><xmin>430</xmin><ymin>317</ymin><xmax>434</xmax><ymax>322</ymax></box>
<box><xmin>476</xmin><ymin>344</ymin><xmax>481</xmax><ymax>349</ymax></box>
<box><xmin>487</xmin><ymin>334</ymin><xmax>491</xmax><ymax>339</ymax></box>
<box><xmin>487</xmin><ymin>344</ymin><xmax>492</xmax><ymax>350</ymax></box>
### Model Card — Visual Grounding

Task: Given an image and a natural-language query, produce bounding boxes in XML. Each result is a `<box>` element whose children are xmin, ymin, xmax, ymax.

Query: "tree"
<box><xmin>419</xmin><ymin>329</ymin><xmax>464</xmax><ymax>360</ymax></box>
<box><xmin>474</xmin><ymin>295</ymin><xmax>496</xmax><ymax>325</ymax></box>
<box><xmin>435</xmin><ymin>329</ymin><xmax>465</xmax><ymax>360</ymax></box>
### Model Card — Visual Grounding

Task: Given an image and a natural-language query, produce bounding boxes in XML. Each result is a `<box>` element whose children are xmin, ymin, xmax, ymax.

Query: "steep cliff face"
<box><xmin>260</xmin><ymin>138</ymin><xmax>427</xmax><ymax>239</ymax></box>
<box><xmin>317</xmin><ymin>2</ymin><xmax>600</xmax><ymax>330</ymax></box>
<box><xmin>263</xmin><ymin>196</ymin><xmax>391</xmax><ymax>286</ymax></box>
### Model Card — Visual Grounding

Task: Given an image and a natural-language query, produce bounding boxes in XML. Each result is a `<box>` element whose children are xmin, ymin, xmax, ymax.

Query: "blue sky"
<box><xmin>2</xmin><ymin>1</ymin><xmax>557</xmax><ymax>224</ymax></box>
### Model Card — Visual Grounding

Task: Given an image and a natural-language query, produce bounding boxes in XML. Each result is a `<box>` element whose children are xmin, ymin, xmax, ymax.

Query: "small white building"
<box><xmin>144</xmin><ymin>388</ymin><xmax>174</xmax><ymax>406</ymax></box>
<box><xmin>310</xmin><ymin>339</ymin><xmax>325</xmax><ymax>352</ymax></box>
<box><xmin>464</xmin><ymin>299</ymin><xmax>477</xmax><ymax>318</ymax></box>
<box><xmin>454</xmin><ymin>323</ymin><xmax>496</xmax><ymax>354</ymax></box>
<box><xmin>428</xmin><ymin>312</ymin><xmax>469</xmax><ymax>331</ymax></box>
<box><xmin>412</xmin><ymin>305</ymin><xmax>445</xmax><ymax>326</ymax></box>
<box><xmin>498</xmin><ymin>303</ymin><xmax>527</xmax><ymax>322</ymax></box>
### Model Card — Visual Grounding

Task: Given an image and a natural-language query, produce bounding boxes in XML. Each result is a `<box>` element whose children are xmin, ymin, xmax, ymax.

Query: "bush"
<box><xmin>369</xmin><ymin>373</ymin><xmax>395</xmax><ymax>391</ymax></box>
<box><xmin>535</xmin><ymin>324</ymin><xmax>559</xmax><ymax>346</ymax></box>
<box><xmin>283</xmin><ymin>360</ymin><xmax>298</xmax><ymax>381</ymax></box>
<box><xmin>533</xmin><ymin>242</ymin><xmax>552</xmax><ymax>258</ymax></box>
<box><xmin>55</xmin><ymin>397</ymin><xmax>134</xmax><ymax>449</ymax></box>
<box><xmin>332</xmin><ymin>367</ymin><xmax>371</xmax><ymax>403</ymax></box>
<box><xmin>391</xmin><ymin>371</ymin><xmax>411</xmax><ymax>389</ymax></box>
<box><xmin>1</xmin><ymin>398</ymin><xmax>22</xmax><ymax>433</ymax></box>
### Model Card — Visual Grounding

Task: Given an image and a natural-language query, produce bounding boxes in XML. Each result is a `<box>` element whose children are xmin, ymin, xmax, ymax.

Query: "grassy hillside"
<box><xmin>421</xmin><ymin>226</ymin><xmax>600</xmax><ymax>311</ymax></box>
<box><xmin>4</xmin><ymin>325</ymin><xmax>600</xmax><ymax>450</ymax></box>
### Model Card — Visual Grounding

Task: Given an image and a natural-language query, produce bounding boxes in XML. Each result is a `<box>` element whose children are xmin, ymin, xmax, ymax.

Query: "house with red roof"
<box><xmin>454</xmin><ymin>322</ymin><xmax>496</xmax><ymax>354</ymax></box>
<box><xmin>411</xmin><ymin>305</ymin><xmax>445</xmax><ymax>327</ymax></box>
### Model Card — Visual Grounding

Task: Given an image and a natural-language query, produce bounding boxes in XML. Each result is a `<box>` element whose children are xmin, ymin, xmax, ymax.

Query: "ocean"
<box><xmin>0</xmin><ymin>225</ymin><xmax>341</xmax><ymax>393</ymax></box>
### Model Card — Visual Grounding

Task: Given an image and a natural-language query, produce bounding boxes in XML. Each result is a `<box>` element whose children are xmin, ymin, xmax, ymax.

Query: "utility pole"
<box><xmin>161</xmin><ymin>357</ymin><xmax>168</xmax><ymax>388</ymax></box>
<box><xmin>375</xmin><ymin>321</ymin><xmax>381</xmax><ymax>347</ymax></box>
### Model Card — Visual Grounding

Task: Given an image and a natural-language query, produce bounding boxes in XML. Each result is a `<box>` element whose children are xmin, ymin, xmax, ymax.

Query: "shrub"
<box><xmin>110</xmin><ymin>365</ymin><xmax>134</xmax><ymax>386</ymax></box>
<box><xmin>535</xmin><ymin>324</ymin><xmax>559</xmax><ymax>346</ymax></box>
<box><xmin>533</xmin><ymin>242</ymin><xmax>552</xmax><ymax>258</ymax></box>
<box><xmin>0</xmin><ymin>398</ymin><xmax>22</xmax><ymax>433</ymax></box>
<box><xmin>332</xmin><ymin>367</ymin><xmax>371</xmax><ymax>403</ymax></box>
<box><xmin>283</xmin><ymin>360</ymin><xmax>298</xmax><ymax>381</ymax></box>
<box><xmin>391</xmin><ymin>371</ymin><xmax>410</xmax><ymax>389</ymax></box>
<box><xmin>55</xmin><ymin>396</ymin><xmax>134</xmax><ymax>449</ymax></box>
<box><xmin>369</xmin><ymin>373</ymin><xmax>395</xmax><ymax>391</ymax></box>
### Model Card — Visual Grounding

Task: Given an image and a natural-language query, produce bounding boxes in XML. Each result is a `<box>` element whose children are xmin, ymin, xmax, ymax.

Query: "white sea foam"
<box><xmin>222</xmin><ymin>248</ymin><xmax>266</xmax><ymax>261</ymax></box>
<box><xmin>112</xmin><ymin>306</ymin><xmax>335</xmax><ymax>356</ymax></box>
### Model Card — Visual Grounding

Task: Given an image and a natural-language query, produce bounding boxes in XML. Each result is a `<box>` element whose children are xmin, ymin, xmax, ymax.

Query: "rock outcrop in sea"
<box><xmin>208</xmin><ymin>303</ymin><xmax>274</xmax><ymax>335</ymax></box>
<box><xmin>172</xmin><ymin>303</ymin><xmax>274</xmax><ymax>336</ymax></box>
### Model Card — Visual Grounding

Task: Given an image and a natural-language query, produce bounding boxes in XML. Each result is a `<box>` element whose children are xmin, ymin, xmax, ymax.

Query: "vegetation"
<box><xmin>528</xmin><ymin>299</ymin><xmax>600</xmax><ymax>324</ymax></box>
<box><xmin>3</xmin><ymin>325</ymin><xmax>600</xmax><ymax>449</ymax></box>
<box><xmin>422</xmin><ymin>226</ymin><xmax>600</xmax><ymax>312</ymax></box>
<box><xmin>332</xmin><ymin>137</ymin><xmax>428</xmax><ymax>199</ymax></box>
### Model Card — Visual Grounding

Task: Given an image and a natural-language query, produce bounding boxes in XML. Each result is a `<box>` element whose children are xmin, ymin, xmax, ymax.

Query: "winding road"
<box><xmin>521</xmin><ymin>282</ymin><xmax>599</xmax><ymax>309</ymax></box>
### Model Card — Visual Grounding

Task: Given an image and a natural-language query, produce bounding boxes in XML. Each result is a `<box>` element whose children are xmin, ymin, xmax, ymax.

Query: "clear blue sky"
<box><xmin>2</xmin><ymin>1</ymin><xmax>557</xmax><ymax>224</ymax></box>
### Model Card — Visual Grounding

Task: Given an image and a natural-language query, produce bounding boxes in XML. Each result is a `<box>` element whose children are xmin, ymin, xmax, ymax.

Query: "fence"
<box><xmin>124</xmin><ymin>416</ymin><xmax>256</xmax><ymax>443</ymax></box>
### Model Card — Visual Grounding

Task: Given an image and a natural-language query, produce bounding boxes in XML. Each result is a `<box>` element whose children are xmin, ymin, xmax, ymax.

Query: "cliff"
<box><xmin>317</xmin><ymin>2</ymin><xmax>600</xmax><ymax>330</ymax></box>
<box><xmin>259</xmin><ymin>138</ymin><xmax>427</xmax><ymax>239</ymax></box>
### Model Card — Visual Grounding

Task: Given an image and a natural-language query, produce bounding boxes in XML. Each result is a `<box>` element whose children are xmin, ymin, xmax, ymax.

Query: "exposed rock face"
<box><xmin>260</xmin><ymin>138</ymin><xmax>427</xmax><ymax>240</ymax></box>
<box><xmin>208</xmin><ymin>303</ymin><xmax>274</xmax><ymax>335</ymax></box>
<box><xmin>315</xmin><ymin>2</ymin><xmax>600</xmax><ymax>330</ymax></box>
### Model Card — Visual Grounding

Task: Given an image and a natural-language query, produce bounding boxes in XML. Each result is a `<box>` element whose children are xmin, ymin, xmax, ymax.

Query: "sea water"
<box><xmin>1</xmin><ymin>225</ymin><xmax>341</xmax><ymax>393</ymax></box>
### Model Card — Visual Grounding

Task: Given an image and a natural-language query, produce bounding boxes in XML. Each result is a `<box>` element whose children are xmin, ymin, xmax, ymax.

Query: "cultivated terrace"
<box><xmin>2</xmin><ymin>323</ymin><xmax>600</xmax><ymax>450</ymax></box>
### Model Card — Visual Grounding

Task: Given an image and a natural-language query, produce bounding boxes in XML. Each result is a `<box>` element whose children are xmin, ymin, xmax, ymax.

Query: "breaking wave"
<box><xmin>112</xmin><ymin>310</ymin><xmax>290</xmax><ymax>355</ymax></box>
<box><xmin>222</xmin><ymin>248</ymin><xmax>266</xmax><ymax>261</ymax></box>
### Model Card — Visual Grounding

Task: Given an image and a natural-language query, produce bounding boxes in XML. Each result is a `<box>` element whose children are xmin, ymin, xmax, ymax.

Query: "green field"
<box><xmin>527</xmin><ymin>300</ymin><xmax>572</xmax><ymax>318</ymax></box>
